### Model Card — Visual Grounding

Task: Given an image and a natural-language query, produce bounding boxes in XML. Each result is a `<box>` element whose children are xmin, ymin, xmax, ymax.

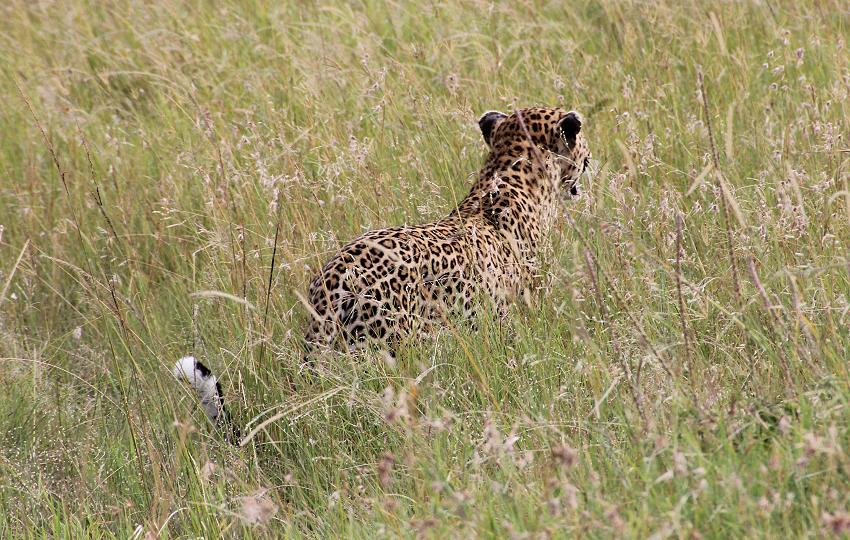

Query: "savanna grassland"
<box><xmin>1</xmin><ymin>0</ymin><xmax>849</xmax><ymax>537</ymax></box>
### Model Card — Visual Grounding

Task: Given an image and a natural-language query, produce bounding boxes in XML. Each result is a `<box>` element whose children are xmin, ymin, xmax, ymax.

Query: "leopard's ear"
<box><xmin>478</xmin><ymin>111</ymin><xmax>507</xmax><ymax>147</ymax></box>
<box><xmin>558</xmin><ymin>111</ymin><xmax>583</xmax><ymax>146</ymax></box>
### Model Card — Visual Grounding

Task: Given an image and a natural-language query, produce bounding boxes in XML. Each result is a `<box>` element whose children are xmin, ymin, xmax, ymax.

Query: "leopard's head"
<box><xmin>479</xmin><ymin>107</ymin><xmax>591</xmax><ymax>198</ymax></box>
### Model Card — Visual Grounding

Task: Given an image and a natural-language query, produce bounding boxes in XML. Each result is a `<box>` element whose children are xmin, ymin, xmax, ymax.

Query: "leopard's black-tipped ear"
<box><xmin>558</xmin><ymin>111</ymin><xmax>583</xmax><ymax>146</ymax></box>
<box><xmin>478</xmin><ymin>111</ymin><xmax>507</xmax><ymax>147</ymax></box>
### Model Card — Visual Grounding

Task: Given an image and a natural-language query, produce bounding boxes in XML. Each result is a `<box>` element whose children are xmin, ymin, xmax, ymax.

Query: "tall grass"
<box><xmin>1</xmin><ymin>0</ymin><xmax>849</xmax><ymax>536</ymax></box>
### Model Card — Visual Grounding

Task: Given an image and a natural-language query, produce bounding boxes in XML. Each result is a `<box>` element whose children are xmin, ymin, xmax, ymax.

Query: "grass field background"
<box><xmin>1</xmin><ymin>0</ymin><xmax>849</xmax><ymax>537</ymax></box>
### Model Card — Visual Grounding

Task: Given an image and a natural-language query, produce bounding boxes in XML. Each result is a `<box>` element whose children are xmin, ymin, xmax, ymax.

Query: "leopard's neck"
<box><xmin>449</xmin><ymin>149</ymin><xmax>561</xmax><ymax>252</ymax></box>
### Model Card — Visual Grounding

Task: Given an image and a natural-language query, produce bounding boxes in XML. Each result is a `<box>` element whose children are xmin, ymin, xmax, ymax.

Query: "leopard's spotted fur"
<box><xmin>304</xmin><ymin>107</ymin><xmax>591</xmax><ymax>351</ymax></box>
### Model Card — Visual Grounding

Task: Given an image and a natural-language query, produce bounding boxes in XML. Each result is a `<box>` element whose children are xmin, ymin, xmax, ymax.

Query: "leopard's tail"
<box><xmin>173</xmin><ymin>356</ymin><xmax>233</xmax><ymax>430</ymax></box>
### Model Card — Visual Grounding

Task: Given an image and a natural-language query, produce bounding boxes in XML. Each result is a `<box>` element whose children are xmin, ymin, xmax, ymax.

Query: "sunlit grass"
<box><xmin>1</xmin><ymin>0</ymin><xmax>849</xmax><ymax>536</ymax></box>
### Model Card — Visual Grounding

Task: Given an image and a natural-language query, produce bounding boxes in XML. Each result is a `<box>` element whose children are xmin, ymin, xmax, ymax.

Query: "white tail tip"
<box><xmin>173</xmin><ymin>355</ymin><xmax>222</xmax><ymax>421</ymax></box>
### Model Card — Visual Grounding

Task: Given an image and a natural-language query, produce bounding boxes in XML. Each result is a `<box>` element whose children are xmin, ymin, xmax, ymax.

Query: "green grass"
<box><xmin>1</xmin><ymin>0</ymin><xmax>849</xmax><ymax>537</ymax></box>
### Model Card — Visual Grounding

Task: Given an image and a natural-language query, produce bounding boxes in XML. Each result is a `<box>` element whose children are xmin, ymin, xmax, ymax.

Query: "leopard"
<box><xmin>175</xmin><ymin>106</ymin><xmax>592</xmax><ymax>427</ymax></box>
<box><xmin>302</xmin><ymin>107</ymin><xmax>591</xmax><ymax>350</ymax></box>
